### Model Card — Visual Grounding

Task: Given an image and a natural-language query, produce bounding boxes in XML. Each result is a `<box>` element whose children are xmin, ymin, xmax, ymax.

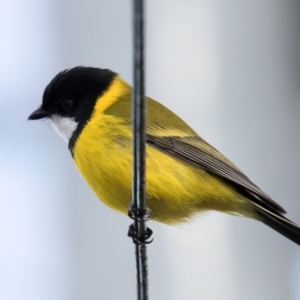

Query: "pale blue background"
<box><xmin>1</xmin><ymin>1</ymin><xmax>299</xmax><ymax>299</ymax></box>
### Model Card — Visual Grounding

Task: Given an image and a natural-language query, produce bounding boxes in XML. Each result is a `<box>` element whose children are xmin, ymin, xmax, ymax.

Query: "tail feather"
<box><xmin>252</xmin><ymin>202</ymin><xmax>300</xmax><ymax>246</ymax></box>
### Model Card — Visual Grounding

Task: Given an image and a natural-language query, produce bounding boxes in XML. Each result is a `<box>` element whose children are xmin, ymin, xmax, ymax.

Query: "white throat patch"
<box><xmin>50</xmin><ymin>114</ymin><xmax>78</xmax><ymax>144</ymax></box>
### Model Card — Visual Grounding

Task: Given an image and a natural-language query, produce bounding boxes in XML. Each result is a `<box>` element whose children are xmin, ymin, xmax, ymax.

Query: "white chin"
<box><xmin>50</xmin><ymin>114</ymin><xmax>78</xmax><ymax>143</ymax></box>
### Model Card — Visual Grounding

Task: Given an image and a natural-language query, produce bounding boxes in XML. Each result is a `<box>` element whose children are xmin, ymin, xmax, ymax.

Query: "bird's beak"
<box><xmin>28</xmin><ymin>107</ymin><xmax>48</xmax><ymax>120</ymax></box>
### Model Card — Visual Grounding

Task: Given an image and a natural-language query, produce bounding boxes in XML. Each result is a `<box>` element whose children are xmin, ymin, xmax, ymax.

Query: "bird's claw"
<box><xmin>128</xmin><ymin>202</ymin><xmax>153</xmax><ymax>222</ymax></box>
<box><xmin>128</xmin><ymin>224</ymin><xmax>153</xmax><ymax>245</ymax></box>
<box><xmin>128</xmin><ymin>201</ymin><xmax>153</xmax><ymax>244</ymax></box>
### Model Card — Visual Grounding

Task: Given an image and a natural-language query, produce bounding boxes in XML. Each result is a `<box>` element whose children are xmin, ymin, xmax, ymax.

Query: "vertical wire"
<box><xmin>132</xmin><ymin>0</ymin><xmax>149</xmax><ymax>299</ymax></box>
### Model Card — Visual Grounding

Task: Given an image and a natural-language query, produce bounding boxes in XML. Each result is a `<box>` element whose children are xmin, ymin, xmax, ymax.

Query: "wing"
<box><xmin>146</xmin><ymin>134</ymin><xmax>286</xmax><ymax>214</ymax></box>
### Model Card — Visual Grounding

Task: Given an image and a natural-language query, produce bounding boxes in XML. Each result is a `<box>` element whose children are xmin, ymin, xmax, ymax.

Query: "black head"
<box><xmin>28</xmin><ymin>66</ymin><xmax>116</xmax><ymax>122</ymax></box>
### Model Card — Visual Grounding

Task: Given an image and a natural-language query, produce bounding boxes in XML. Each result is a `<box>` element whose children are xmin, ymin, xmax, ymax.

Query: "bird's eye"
<box><xmin>61</xmin><ymin>100</ymin><xmax>73</xmax><ymax>111</ymax></box>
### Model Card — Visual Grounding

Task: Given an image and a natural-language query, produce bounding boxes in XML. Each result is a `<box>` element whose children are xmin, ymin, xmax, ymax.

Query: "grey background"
<box><xmin>1</xmin><ymin>1</ymin><xmax>299</xmax><ymax>299</ymax></box>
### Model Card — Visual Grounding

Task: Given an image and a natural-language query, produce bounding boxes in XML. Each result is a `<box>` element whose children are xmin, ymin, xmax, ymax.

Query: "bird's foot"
<box><xmin>128</xmin><ymin>201</ymin><xmax>153</xmax><ymax>221</ymax></box>
<box><xmin>127</xmin><ymin>201</ymin><xmax>153</xmax><ymax>244</ymax></box>
<box><xmin>128</xmin><ymin>224</ymin><xmax>153</xmax><ymax>245</ymax></box>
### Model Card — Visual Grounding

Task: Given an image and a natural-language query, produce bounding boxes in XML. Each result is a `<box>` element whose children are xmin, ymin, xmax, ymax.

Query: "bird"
<box><xmin>28</xmin><ymin>66</ymin><xmax>300</xmax><ymax>245</ymax></box>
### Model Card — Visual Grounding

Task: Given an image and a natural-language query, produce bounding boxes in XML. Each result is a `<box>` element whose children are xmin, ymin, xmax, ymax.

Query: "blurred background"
<box><xmin>1</xmin><ymin>0</ymin><xmax>300</xmax><ymax>299</ymax></box>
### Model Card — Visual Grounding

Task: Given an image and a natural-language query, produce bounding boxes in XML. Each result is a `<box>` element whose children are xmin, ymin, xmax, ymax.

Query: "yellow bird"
<box><xmin>29</xmin><ymin>66</ymin><xmax>300</xmax><ymax>245</ymax></box>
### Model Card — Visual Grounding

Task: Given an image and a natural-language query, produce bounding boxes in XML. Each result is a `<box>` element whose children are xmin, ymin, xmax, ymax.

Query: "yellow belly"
<box><xmin>73</xmin><ymin>115</ymin><xmax>255</xmax><ymax>224</ymax></box>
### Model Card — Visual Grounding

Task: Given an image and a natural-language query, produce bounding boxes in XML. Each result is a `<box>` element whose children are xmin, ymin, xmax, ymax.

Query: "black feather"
<box><xmin>146</xmin><ymin>135</ymin><xmax>286</xmax><ymax>214</ymax></box>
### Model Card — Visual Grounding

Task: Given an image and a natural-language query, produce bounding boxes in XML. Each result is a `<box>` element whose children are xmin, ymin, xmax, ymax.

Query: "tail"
<box><xmin>252</xmin><ymin>202</ymin><xmax>300</xmax><ymax>246</ymax></box>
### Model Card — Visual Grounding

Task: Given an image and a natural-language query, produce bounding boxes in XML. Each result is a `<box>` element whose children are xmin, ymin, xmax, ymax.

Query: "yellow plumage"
<box><xmin>73</xmin><ymin>77</ymin><xmax>256</xmax><ymax>224</ymax></box>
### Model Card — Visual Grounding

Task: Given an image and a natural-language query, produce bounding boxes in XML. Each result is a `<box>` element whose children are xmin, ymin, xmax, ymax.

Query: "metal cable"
<box><xmin>131</xmin><ymin>0</ymin><xmax>150</xmax><ymax>299</ymax></box>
